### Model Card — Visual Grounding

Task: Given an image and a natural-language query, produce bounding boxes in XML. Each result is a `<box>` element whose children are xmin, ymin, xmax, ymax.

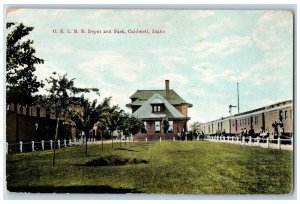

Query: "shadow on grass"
<box><xmin>114</xmin><ymin>148</ymin><xmax>139</xmax><ymax>152</ymax></box>
<box><xmin>7</xmin><ymin>185</ymin><xmax>142</xmax><ymax>193</ymax></box>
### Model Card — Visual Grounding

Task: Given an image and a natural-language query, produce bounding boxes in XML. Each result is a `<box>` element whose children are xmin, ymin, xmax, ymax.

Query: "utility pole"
<box><xmin>237</xmin><ymin>82</ymin><xmax>240</xmax><ymax>114</ymax></box>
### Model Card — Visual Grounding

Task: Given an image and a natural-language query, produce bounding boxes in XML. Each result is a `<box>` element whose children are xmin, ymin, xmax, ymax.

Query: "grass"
<box><xmin>6</xmin><ymin>141</ymin><xmax>293</xmax><ymax>194</ymax></box>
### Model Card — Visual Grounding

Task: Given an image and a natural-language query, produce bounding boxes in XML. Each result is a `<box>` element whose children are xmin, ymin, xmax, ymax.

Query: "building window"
<box><xmin>141</xmin><ymin>121</ymin><xmax>147</xmax><ymax>133</ymax></box>
<box><xmin>155</xmin><ymin>121</ymin><xmax>160</xmax><ymax>133</ymax></box>
<box><xmin>153</xmin><ymin>105</ymin><xmax>162</xmax><ymax>113</ymax></box>
<box><xmin>285</xmin><ymin>111</ymin><xmax>288</xmax><ymax>121</ymax></box>
<box><xmin>279</xmin><ymin>110</ymin><xmax>283</xmax><ymax>121</ymax></box>
<box><xmin>247</xmin><ymin>118</ymin><xmax>250</xmax><ymax>125</ymax></box>
<box><xmin>254</xmin><ymin>116</ymin><xmax>259</xmax><ymax>125</ymax></box>
<box><xmin>168</xmin><ymin>121</ymin><xmax>174</xmax><ymax>133</ymax></box>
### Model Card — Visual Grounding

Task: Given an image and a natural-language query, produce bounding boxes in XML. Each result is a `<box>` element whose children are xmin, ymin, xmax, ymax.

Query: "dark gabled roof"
<box><xmin>133</xmin><ymin>93</ymin><xmax>190</xmax><ymax>120</ymax></box>
<box><xmin>126</xmin><ymin>90</ymin><xmax>193</xmax><ymax>107</ymax></box>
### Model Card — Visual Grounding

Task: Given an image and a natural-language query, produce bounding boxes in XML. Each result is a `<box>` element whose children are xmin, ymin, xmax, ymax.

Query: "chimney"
<box><xmin>165</xmin><ymin>80</ymin><xmax>170</xmax><ymax>97</ymax></box>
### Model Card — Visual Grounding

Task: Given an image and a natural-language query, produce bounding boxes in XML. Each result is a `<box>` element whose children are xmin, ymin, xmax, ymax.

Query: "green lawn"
<box><xmin>6</xmin><ymin>141</ymin><xmax>293</xmax><ymax>194</ymax></box>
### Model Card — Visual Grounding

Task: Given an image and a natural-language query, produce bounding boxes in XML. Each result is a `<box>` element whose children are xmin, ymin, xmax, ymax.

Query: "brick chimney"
<box><xmin>165</xmin><ymin>80</ymin><xmax>170</xmax><ymax>97</ymax></box>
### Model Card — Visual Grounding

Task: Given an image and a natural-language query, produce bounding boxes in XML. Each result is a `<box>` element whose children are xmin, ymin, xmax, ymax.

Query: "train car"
<box><xmin>230</xmin><ymin>107</ymin><xmax>265</xmax><ymax>136</ymax></box>
<box><xmin>201</xmin><ymin>100</ymin><xmax>293</xmax><ymax>138</ymax></box>
<box><xmin>264</xmin><ymin>100</ymin><xmax>293</xmax><ymax>137</ymax></box>
<box><xmin>201</xmin><ymin>117</ymin><xmax>231</xmax><ymax>136</ymax></box>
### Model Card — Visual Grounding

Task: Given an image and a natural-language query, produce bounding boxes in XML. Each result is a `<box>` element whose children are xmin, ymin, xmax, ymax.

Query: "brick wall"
<box><xmin>6</xmin><ymin>104</ymin><xmax>77</xmax><ymax>142</ymax></box>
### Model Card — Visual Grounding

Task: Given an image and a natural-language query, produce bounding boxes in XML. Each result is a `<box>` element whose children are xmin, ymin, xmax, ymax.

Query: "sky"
<box><xmin>6</xmin><ymin>9</ymin><xmax>293</xmax><ymax>124</ymax></box>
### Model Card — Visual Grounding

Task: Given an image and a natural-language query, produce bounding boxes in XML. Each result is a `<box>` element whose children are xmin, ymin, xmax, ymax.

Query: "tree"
<box><xmin>162</xmin><ymin>117</ymin><xmax>170</xmax><ymax>137</ymax></box>
<box><xmin>69</xmin><ymin>95</ymin><xmax>101</xmax><ymax>157</ymax></box>
<box><xmin>105</xmin><ymin>105</ymin><xmax>121</xmax><ymax>148</ymax></box>
<box><xmin>41</xmin><ymin>72</ymin><xmax>99</xmax><ymax>165</ymax></box>
<box><xmin>95</xmin><ymin>97</ymin><xmax>112</xmax><ymax>152</ymax></box>
<box><xmin>123</xmin><ymin>115</ymin><xmax>144</xmax><ymax>139</ymax></box>
<box><xmin>190</xmin><ymin>121</ymin><xmax>202</xmax><ymax>133</ymax></box>
<box><xmin>6</xmin><ymin>22</ymin><xmax>44</xmax><ymax>106</ymax></box>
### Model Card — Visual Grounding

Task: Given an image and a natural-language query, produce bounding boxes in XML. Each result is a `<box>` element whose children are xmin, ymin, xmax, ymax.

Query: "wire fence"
<box><xmin>6</xmin><ymin>138</ymin><xmax>97</xmax><ymax>155</ymax></box>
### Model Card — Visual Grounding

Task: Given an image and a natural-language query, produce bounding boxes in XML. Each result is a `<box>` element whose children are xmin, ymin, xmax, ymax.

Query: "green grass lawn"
<box><xmin>6</xmin><ymin>141</ymin><xmax>293</xmax><ymax>194</ymax></box>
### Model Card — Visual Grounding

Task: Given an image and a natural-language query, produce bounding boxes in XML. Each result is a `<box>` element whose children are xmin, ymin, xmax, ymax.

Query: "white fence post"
<box><xmin>32</xmin><ymin>141</ymin><xmax>35</xmax><ymax>151</ymax></box>
<box><xmin>146</xmin><ymin>137</ymin><xmax>148</xmax><ymax>142</ymax></box>
<box><xmin>173</xmin><ymin>137</ymin><xmax>175</xmax><ymax>142</ymax></box>
<box><xmin>41</xmin><ymin>140</ymin><xmax>44</xmax><ymax>150</ymax></box>
<box><xmin>160</xmin><ymin>137</ymin><xmax>161</xmax><ymax>143</ymax></box>
<box><xmin>64</xmin><ymin>139</ymin><xmax>66</xmax><ymax>147</ymax></box>
<box><xmin>249</xmin><ymin>136</ymin><xmax>252</xmax><ymax>146</ymax></box>
<box><xmin>267</xmin><ymin>138</ymin><xmax>270</xmax><ymax>148</ymax></box>
<box><xmin>278</xmin><ymin>138</ymin><xmax>281</xmax><ymax>150</ymax></box>
<box><xmin>6</xmin><ymin>142</ymin><xmax>8</xmax><ymax>155</ymax></box>
<box><xmin>69</xmin><ymin>139</ymin><xmax>72</xmax><ymax>146</ymax></box>
<box><xmin>236</xmin><ymin>137</ymin><xmax>238</xmax><ymax>144</ymax></box>
<box><xmin>197</xmin><ymin>136</ymin><xmax>199</xmax><ymax>141</ymax></box>
<box><xmin>256</xmin><ymin>138</ymin><xmax>259</xmax><ymax>147</ymax></box>
<box><xmin>242</xmin><ymin>136</ymin><xmax>245</xmax><ymax>145</ymax></box>
<box><xmin>58</xmin><ymin>140</ymin><xmax>60</xmax><ymax>149</ymax></box>
<box><xmin>291</xmin><ymin>136</ymin><xmax>293</xmax><ymax>147</ymax></box>
<box><xmin>50</xmin><ymin>140</ymin><xmax>53</xmax><ymax>150</ymax></box>
<box><xmin>20</xmin><ymin>141</ymin><xmax>23</xmax><ymax>153</ymax></box>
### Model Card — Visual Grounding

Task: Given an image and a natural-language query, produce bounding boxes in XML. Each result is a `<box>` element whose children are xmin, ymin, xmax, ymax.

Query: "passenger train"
<box><xmin>199</xmin><ymin>100</ymin><xmax>293</xmax><ymax>138</ymax></box>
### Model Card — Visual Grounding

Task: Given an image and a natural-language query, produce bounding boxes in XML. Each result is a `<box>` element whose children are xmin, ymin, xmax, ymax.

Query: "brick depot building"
<box><xmin>126</xmin><ymin>80</ymin><xmax>192</xmax><ymax>139</ymax></box>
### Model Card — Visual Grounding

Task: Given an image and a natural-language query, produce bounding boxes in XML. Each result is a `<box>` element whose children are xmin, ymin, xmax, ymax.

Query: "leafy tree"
<box><xmin>162</xmin><ymin>117</ymin><xmax>170</xmax><ymax>134</ymax></box>
<box><xmin>190</xmin><ymin>121</ymin><xmax>202</xmax><ymax>133</ymax></box>
<box><xmin>41</xmin><ymin>72</ymin><xmax>99</xmax><ymax>165</ymax></box>
<box><xmin>105</xmin><ymin>105</ymin><xmax>121</xmax><ymax>148</ymax></box>
<box><xmin>95</xmin><ymin>97</ymin><xmax>112</xmax><ymax>152</ymax></box>
<box><xmin>69</xmin><ymin>96</ymin><xmax>101</xmax><ymax>156</ymax></box>
<box><xmin>123</xmin><ymin>115</ymin><xmax>144</xmax><ymax>139</ymax></box>
<box><xmin>6</xmin><ymin>22</ymin><xmax>44</xmax><ymax>106</ymax></box>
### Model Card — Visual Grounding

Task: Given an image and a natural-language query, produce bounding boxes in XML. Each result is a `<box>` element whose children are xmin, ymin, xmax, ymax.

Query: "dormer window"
<box><xmin>150</xmin><ymin>98</ymin><xmax>164</xmax><ymax>113</ymax></box>
<box><xmin>153</xmin><ymin>105</ymin><xmax>162</xmax><ymax>113</ymax></box>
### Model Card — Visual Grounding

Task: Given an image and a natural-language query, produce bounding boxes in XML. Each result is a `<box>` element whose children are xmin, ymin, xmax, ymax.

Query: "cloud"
<box><xmin>76</xmin><ymin>52</ymin><xmax>146</xmax><ymax>82</ymax></box>
<box><xmin>191</xmin><ymin>10</ymin><xmax>215</xmax><ymax>19</ymax></box>
<box><xmin>86</xmin><ymin>9</ymin><xmax>114</xmax><ymax>20</ymax></box>
<box><xmin>194</xmin><ymin>35</ymin><xmax>252</xmax><ymax>57</ymax></box>
<box><xmin>148</xmin><ymin>72</ymin><xmax>188</xmax><ymax>88</ymax></box>
<box><xmin>253</xmin><ymin>10</ymin><xmax>293</xmax><ymax>50</ymax></box>
<box><xmin>238</xmin><ymin>50</ymin><xmax>291</xmax><ymax>85</ymax></box>
<box><xmin>159</xmin><ymin>55</ymin><xmax>187</xmax><ymax>69</ymax></box>
<box><xmin>192</xmin><ymin>62</ymin><xmax>235</xmax><ymax>84</ymax></box>
<box><xmin>196</xmin><ymin>17</ymin><xmax>235</xmax><ymax>39</ymax></box>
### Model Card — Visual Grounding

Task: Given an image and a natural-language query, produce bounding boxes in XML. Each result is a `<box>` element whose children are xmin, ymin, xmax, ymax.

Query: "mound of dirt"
<box><xmin>85</xmin><ymin>156</ymin><xmax>148</xmax><ymax>166</ymax></box>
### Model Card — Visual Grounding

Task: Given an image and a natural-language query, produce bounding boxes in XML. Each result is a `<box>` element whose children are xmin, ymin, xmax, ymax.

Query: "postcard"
<box><xmin>5</xmin><ymin>8</ymin><xmax>294</xmax><ymax>196</ymax></box>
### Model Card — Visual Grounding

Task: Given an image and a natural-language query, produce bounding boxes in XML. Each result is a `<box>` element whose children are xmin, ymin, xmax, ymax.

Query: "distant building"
<box><xmin>126</xmin><ymin>80</ymin><xmax>193</xmax><ymax>138</ymax></box>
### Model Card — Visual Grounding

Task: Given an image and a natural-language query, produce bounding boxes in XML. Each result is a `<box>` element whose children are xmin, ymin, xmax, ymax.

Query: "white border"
<box><xmin>1</xmin><ymin>0</ymin><xmax>298</xmax><ymax>202</ymax></box>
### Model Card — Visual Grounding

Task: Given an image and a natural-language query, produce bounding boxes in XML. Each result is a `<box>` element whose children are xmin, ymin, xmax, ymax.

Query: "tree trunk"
<box><xmin>101</xmin><ymin>131</ymin><xmax>103</xmax><ymax>152</ymax></box>
<box><xmin>111</xmin><ymin>131</ymin><xmax>113</xmax><ymax>148</ymax></box>
<box><xmin>53</xmin><ymin>117</ymin><xmax>60</xmax><ymax>166</ymax></box>
<box><xmin>85</xmin><ymin>131</ymin><xmax>88</xmax><ymax>157</ymax></box>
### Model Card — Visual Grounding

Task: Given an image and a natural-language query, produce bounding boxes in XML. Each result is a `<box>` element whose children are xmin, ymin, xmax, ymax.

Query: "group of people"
<box><xmin>176</xmin><ymin>130</ymin><xmax>205</xmax><ymax>141</ymax></box>
<box><xmin>238</xmin><ymin>120</ymin><xmax>285</xmax><ymax>141</ymax></box>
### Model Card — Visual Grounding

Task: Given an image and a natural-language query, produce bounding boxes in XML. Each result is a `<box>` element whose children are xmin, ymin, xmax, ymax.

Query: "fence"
<box><xmin>206</xmin><ymin>135</ymin><xmax>293</xmax><ymax>150</ymax></box>
<box><xmin>6</xmin><ymin>138</ymin><xmax>97</xmax><ymax>155</ymax></box>
<box><xmin>137</xmin><ymin>135</ymin><xmax>292</xmax><ymax>150</ymax></box>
